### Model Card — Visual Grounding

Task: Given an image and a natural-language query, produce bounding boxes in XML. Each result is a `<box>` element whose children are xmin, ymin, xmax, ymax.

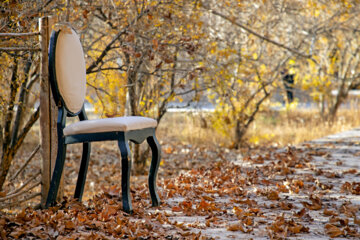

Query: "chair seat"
<box><xmin>63</xmin><ymin>116</ymin><xmax>157</xmax><ymax>136</ymax></box>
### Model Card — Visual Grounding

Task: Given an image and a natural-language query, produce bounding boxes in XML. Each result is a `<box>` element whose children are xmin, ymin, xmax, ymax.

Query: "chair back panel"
<box><xmin>54</xmin><ymin>26</ymin><xmax>86</xmax><ymax>114</ymax></box>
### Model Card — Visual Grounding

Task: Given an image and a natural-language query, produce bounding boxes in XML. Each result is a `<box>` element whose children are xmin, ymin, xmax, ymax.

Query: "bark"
<box><xmin>0</xmin><ymin>107</ymin><xmax>39</xmax><ymax>190</ymax></box>
<box><xmin>11</xmin><ymin>54</ymin><xmax>33</xmax><ymax>148</ymax></box>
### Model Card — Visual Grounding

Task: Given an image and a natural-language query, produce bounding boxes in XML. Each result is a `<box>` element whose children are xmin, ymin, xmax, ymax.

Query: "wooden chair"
<box><xmin>45</xmin><ymin>24</ymin><xmax>161</xmax><ymax>213</ymax></box>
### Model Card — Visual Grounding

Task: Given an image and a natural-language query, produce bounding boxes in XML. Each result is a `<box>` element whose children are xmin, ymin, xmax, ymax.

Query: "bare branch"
<box><xmin>86</xmin><ymin>66</ymin><xmax>127</xmax><ymax>74</ymax></box>
<box><xmin>86</xmin><ymin>82</ymin><xmax>112</xmax><ymax>96</ymax></box>
<box><xmin>86</xmin><ymin>4</ymin><xmax>157</xmax><ymax>74</ymax></box>
<box><xmin>12</xmin><ymin>107</ymin><xmax>40</xmax><ymax>155</ymax></box>
<box><xmin>8</xmin><ymin>145</ymin><xmax>40</xmax><ymax>182</ymax></box>
<box><xmin>0</xmin><ymin>192</ymin><xmax>41</xmax><ymax>208</ymax></box>
<box><xmin>204</xmin><ymin>7</ymin><xmax>312</xmax><ymax>59</ymax></box>
<box><xmin>0</xmin><ymin>173</ymin><xmax>40</xmax><ymax>202</ymax></box>
<box><xmin>0</xmin><ymin>32</ymin><xmax>40</xmax><ymax>38</ymax></box>
<box><xmin>0</xmin><ymin>47</ymin><xmax>41</xmax><ymax>52</ymax></box>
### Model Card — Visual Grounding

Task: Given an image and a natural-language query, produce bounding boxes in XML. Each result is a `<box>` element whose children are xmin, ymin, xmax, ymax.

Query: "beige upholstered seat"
<box><xmin>63</xmin><ymin>116</ymin><xmax>157</xmax><ymax>136</ymax></box>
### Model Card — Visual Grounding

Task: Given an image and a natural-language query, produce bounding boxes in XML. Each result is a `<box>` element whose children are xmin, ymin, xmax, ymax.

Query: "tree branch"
<box><xmin>204</xmin><ymin>7</ymin><xmax>312</xmax><ymax>59</ymax></box>
<box><xmin>1</xmin><ymin>171</ymin><xmax>41</xmax><ymax>201</ymax></box>
<box><xmin>0</xmin><ymin>32</ymin><xmax>40</xmax><ymax>37</ymax></box>
<box><xmin>8</xmin><ymin>145</ymin><xmax>40</xmax><ymax>182</ymax></box>
<box><xmin>12</xmin><ymin>107</ymin><xmax>39</xmax><ymax>155</ymax></box>
<box><xmin>0</xmin><ymin>47</ymin><xmax>41</xmax><ymax>52</ymax></box>
<box><xmin>86</xmin><ymin>4</ymin><xmax>154</xmax><ymax>74</ymax></box>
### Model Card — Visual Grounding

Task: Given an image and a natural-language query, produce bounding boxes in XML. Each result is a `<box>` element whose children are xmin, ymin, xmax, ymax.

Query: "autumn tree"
<box><xmin>197</xmin><ymin>0</ymin><xmax>312</xmax><ymax>147</ymax></box>
<box><xmin>63</xmin><ymin>0</ymin><xmax>207</xmax><ymax>172</ymax></box>
<box><xmin>292</xmin><ymin>0</ymin><xmax>360</xmax><ymax>121</ymax></box>
<box><xmin>0</xmin><ymin>1</ymin><xmax>46</xmax><ymax>191</ymax></box>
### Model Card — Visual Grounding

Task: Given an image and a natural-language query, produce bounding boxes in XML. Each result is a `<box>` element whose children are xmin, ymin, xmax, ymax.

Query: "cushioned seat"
<box><xmin>64</xmin><ymin>116</ymin><xmax>157</xmax><ymax>136</ymax></box>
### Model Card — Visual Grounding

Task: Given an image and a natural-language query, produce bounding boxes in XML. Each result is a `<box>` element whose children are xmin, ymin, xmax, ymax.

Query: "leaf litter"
<box><xmin>2</xmin><ymin>129</ymin><xmax>360</xmax><ymax>239</ymax></box>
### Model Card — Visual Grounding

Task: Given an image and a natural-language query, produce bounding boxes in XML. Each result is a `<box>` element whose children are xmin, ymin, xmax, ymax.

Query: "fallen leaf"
<box><xmin>267</xmin><ymin>190</ymin><xmax>280</xmax><ymax>201</ymax></box>
<box><xmin>227</xmin><ymin>222</ymin><xmax>245</xmax><ymax>232</ymax></box>
<box><xmin>64</xmin><ymin>220</ymin><xmax>75</xmax><ymax>230</ymax></box>
<box><xmin>323</xmin><ymin>208</ymin><xmax>338</xmax><ymax>216</ymax></box>
<box><xmin>325</xmin><ymin>224</ymin><xmax>344</xmax><ymax>238</ymax></box>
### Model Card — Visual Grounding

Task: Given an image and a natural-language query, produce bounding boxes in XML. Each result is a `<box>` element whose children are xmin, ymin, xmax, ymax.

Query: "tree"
<box><xmin>294</xmin><ymin>0</ymin><xmax>360</xmax><ymax>121</ymax></box>
<box><xmin>70</xmin><ymin>0</ymin><xmax>207</xmax><ymax>172</ymax></box>
<box><xmin>0</xmin><ymin>1</ymin><xmax>47</xmax><ymax>191</ymax></box>
<box><xmin>198</xmin><ymin>0</ymin><xmax>308</xmax><ymax>147</ymax></box>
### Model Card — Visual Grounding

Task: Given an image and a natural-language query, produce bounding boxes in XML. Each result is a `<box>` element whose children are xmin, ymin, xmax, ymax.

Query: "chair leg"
<box><xmin>147</xmin><ymin>135</ymin><xmax>161</xmax><ymax>207</ymax></box>
<box><xmin>118</xmin><ymin>139</ymin><xmax>133</xmax><ymax>213</ymax></box>
<box><xmin>45</xmin><ymin>143</ymin><xmax>67</xmax><ymax>208</ymax></box>
<box><xmin>74</xmin><ymin>142</ymin><xmax>91</xmax><ymax>201</ymax></box>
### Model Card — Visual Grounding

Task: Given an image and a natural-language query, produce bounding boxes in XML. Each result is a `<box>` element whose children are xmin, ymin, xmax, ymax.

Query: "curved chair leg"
<box><xmin>118</xmin><ymin>139</ymin><xmax>133</xmax><ymax>213</ymax></box>
<box><xmin>147</xmin><ymin>135</ymin><xmax>161</xmax><ymax>207</ymax></box>
<box><xmin>45</xmin><ymin>143</ymin><xmax>67</xmax><ymax>208</ymax></box>
<box><xmin>74</xmin><ymin>142</ymin><xmax>91</xmax><ymax>201</ymax></box>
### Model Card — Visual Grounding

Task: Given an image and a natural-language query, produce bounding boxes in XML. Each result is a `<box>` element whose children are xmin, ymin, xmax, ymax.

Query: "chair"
<box><xmin>45</xmin><ymin>24</ymin><xmax>161</xmax><ymax>213</ymax></box>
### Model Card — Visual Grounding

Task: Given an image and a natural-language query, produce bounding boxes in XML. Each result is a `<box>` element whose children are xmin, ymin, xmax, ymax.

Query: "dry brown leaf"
<box><xmin>354</xmin><ymin>215</ymin><xmax>360</xmax><ymax>226</ymax></box>
<box><xmin>294</xmin><ymin>208</ymin><xmax>306</xmax><ymax>218</ymax></box>
<box><xmin>280</xmin><ymin>201</ymin><xmax>293</xmax><ymax>210</ymax></box>
<box><xmin>276</xmin><ymin>183</ymin><xmax>289</xmax><ymax>193</ymax></box>
<box><xmin>267</xmin><ymin>190</ymin><xmax>280</xmax><ymax>201</ymax></box>
<box><xmin>343</xmin><ymin>169</ymin><xmax>357</xmax><ymax>174</ymax></box>
<box><xmin>243</xmin><ymin>217</ymin><xmax>253</xmax><ymax>226</ymax></box>
<box><xmin>302</xmin><ymin>201</ymin><xmax>321</xmax><ymax>210</ymax></box>
<box><xmin>325</xmin><ymin>224</ymin><xmax>344</xmax><ymax>238</ymax></box>
<box><xmin>227</xmin><ymin>222</ymin><xmax>245</xmax><ymax>232</ymax></box>
<box><xmin>232</xmin><ymin>206</ymin><xmax>243</xmax><ymax>217</ymax></box>
<box><xmin>202</xmin><ymin>195</ymin><xmax>215</xmax><ymax>201</ymax></box>
<box><xmin>171</xmin><ymin>206</ymin><xmax>182</xmax><ymax>212</ymax></box>
<box><xmin>323</xmin><ymin>208</ymin><xmax>338</xmax><ymax>216</ymax></box>
<box><xmin>163</xmin><ymin>146</ymin><xmax>173</xmax><ymax>154</ymax></box>
<box><xmin>344</xmin><ymin>226</ymin><xmax>360</xmax><ymax>237</ymax></box>
<box><xmin>64</xmin><ymin>220</ymin><xmax>76</xmax><ymax>230</ymax></box>
<box><xmin>288</xmin><ymin>224</ymin><xmax>302</xmax><ymax>234</ymax></box>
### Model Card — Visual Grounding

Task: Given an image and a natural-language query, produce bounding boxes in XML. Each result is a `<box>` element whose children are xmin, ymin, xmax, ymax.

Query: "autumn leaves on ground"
<box><xmin>3</xmin><ymin>129</ymin><xmax>360</xmax><ymax>239</ymax></box>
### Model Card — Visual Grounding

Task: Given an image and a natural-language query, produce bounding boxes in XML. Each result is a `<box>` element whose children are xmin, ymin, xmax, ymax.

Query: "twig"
<box><xmin>0</xmin><ymin>192</ymin><xmax>41</xmax><ymax>208</ymax></box>
<box><xmin>9</xmin><ymin>145</ymin><xmax>40</xmax><ymax>182</ymax></box>
<box><xmin>0</xmin><ymin>32</ymin><xmax>40</xmax><ymax>37</ymax></box>
<box><xmin>0</xmin><ymin>47</ymin><xmax>41</xmax><ymax>52</ymax></box>
<box><xmin>3</xmin><ymin>171</ymin><xmax>40</xmax><ymax>199</ymax></box>
<box><xmin>0</xmin><ymin>179</ymin><xmax>41</xmax><ymax>202</ymax></box>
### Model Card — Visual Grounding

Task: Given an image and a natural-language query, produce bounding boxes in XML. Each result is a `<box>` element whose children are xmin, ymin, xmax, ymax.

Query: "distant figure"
<box><xmin>281</xmin><ymin>69</ymin><xmax>294</xmax><ymax>103</ymax></box>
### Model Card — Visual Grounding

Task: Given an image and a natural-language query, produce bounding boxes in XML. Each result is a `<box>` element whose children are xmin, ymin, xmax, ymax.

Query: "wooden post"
<box><xmin>39</xmin><ymin>16</ymin><xmax>61</xmax><ymax>207</ymax></box>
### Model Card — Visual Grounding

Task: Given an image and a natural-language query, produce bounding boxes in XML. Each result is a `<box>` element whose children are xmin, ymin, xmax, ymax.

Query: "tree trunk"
<box><xmin>328</xmin><ymin>81</ymin><xmax>348</xmax><ymax>124</ymax></box>
<box><xmin>127</xmin><ymin>59</ymin><xmax>143</xmax><ymax>174</ymax></box>
<box><xmin>234</xmin><ymin>120</ymin><xmax>246</xmax><ymax>149</ymax></box>
<box><xmin>0</xmin><ymin>151</ymin><xmax>14</xmax><ymax>191</ymax></box>
<box><xmin>0</xmin><ymin>59</ymin><xmax>19</xmax><ymax>191</ymax></box>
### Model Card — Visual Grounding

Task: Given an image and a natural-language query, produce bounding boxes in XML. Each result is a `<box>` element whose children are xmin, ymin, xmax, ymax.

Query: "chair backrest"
<box><xmin>49</xmin><ymin>24</ymin><xmax>86</xmax><ymax>115</ymax></box>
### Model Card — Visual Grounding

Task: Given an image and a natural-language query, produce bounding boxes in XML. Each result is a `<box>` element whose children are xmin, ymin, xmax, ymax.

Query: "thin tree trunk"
<box><xmin>11</xmin><ymin>54</ymin><xmax>33</xmax><ymax>148</ymax></box>
<box><xmin>0</xmin><ymin>59</ymin><xmax>19</xmax><ymax>191</ymax></box>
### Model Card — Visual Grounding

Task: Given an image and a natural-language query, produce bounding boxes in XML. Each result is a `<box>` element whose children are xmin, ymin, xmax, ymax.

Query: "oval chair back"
<box><xmin>49</xmin><ymin>25</ymin><xmax>86</xmax><ymax>115</ymax></box>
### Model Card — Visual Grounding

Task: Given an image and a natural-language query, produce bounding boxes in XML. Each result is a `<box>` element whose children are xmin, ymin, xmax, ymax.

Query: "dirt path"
<box><xmin>155</xmin><ymin>128</ymin><xmax>360</xmax><ymax>239</ymax></box>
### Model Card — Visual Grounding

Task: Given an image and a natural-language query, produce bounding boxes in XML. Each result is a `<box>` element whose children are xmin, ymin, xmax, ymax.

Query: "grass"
<box><xmin>157</xmin><ymin>107</ymin><xmax>360</xmax><ymax>148</ymax></box>
<box><xmin>25</xmin><ymin>105</ymin><xmax>360</xmax><ymax>149</ymax></box>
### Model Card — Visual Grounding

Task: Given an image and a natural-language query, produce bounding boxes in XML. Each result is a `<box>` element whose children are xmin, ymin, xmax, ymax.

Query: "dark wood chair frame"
<box><xmin>45</xmin><ymin>29</ymin><xmax>161</xmax><ymax>213</ymax></box>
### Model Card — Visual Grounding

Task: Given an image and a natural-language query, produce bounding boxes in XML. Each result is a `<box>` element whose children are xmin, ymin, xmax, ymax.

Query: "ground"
<box><xmin>2</xmin><ymin>128</ymin><xmax>360</xmax><ymax>239</ymax></box>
